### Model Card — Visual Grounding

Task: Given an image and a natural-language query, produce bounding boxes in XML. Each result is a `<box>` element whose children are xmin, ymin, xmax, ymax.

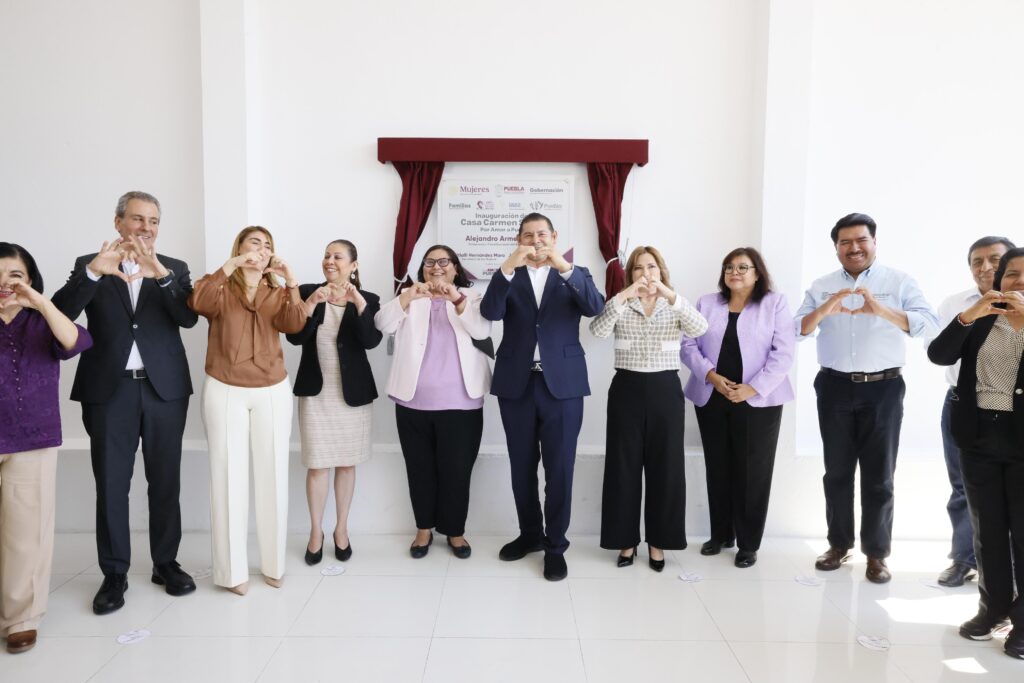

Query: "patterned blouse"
<box><xmin>976</xmin><ymin>315</ymin><xmax>1024</xmax><ymax>411</ymax></box>
<box><xmin>590</xmin><ymin>295</ymin><xmax>708</xmax><ymax>372</ymax></box>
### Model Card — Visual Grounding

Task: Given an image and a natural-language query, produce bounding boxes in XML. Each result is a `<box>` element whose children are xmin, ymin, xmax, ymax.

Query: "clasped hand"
<box><xmin>707</xmin><ymin>370</ymin><xmax>757</xmax><ymax>403</ymax></box>
<box><xmin>87</xmin><ymin>236</ymin><xmax>169</xmax><ymax>282</ymax></box>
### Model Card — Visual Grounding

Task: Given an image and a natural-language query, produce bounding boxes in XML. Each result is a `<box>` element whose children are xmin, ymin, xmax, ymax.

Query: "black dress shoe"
<box><xmin>700</xmin><ymin>539</ymin><xmax>735</xmax><ymax>556</ymax></box>
<box><xmin>335</xmin><ymin>543</ymin><xmax>352</xmax><ymax>562</ymax></box>
<box><xmin>152</xmin><ymin>561</ymin><xmax>196</xmax><ymax>596</ymax></box>
<box><xmin>735</xmin><ymin>550</ymin><xmax>758</xmax><ymax>568</ymax></box>
<box><xmin>1005</xmin><ymin>628</ymin><xmax>1024</xmax><ymax>659</ymax></box>
<box><xmin>410</xmin><ymin>532</ymin><xmax>433</xmax><ymax>559</ymax></box>
<box><xmin>937</xmin><ymin>562</ymin><xmax>977</xmax><ymax>587</ymax></box>
<box><xmin>959</xmin><ymin>613</ymin><xmax>1010</xmax><ymax>641</ymax></box>
<box><xmin>499</xmin><ymin>535</ymin><xmax>544</xmax><ymax>561</ymax></box>
<box><xmin>305</xmin><ymin>531</ymin><xmax>324</xmax><ymax>565</ymax></box>
<box><xmin>93</xmin><ymin>574</ymin><xmax>129</xmax><ymax>615</ymax></box>
<box><xmin>617</xmin><ymin>546</ymin><xmax>637</xmax><ymax>568</ymax></box>
<box><xmin>543</xmin><ymin>552</ymin><xmax>568</xmax><ymax>581</ymax></box>
<box><xmin>447</xmin><ymin>537</ymin><xmax>472</xmax><ymax>559</ymax></box>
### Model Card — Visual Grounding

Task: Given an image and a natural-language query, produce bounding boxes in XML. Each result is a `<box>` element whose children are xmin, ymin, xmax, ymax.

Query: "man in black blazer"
<box><xmin>481</xmin><ymin>213</ymin><xmax>605</xmax><ymax>581</ymax></box>
<box><xmin>52</xmin><ymin>191</ymin><xmax>198</xmax><ymax>614</ymax></box>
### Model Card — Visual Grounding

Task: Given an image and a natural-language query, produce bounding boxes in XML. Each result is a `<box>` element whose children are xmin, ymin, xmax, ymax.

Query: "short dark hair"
<box><xmin>0</xmin><ymin>242</ymin><xmax>44</xmax><ymax>293</ymax></box>
<box><xmin>967</xmin><ymin>236</ymin><xmax>1016</xmax><ymax>264</ymax></box>
<box><xmin>518</xmin><ymin>212</ymin><xmax>554</xmax><ymax>234</ymax></box>
<box><xmin>717</xmin><ymin>246</ymin><xmax>773</xmax><ymax>302</ymax></box>
<box><xmin>993</xmin><ymin>247</ymin><xmax>1024</xmax><ymax>292</ymax></box>
<box><xmin>416</xmin><ymin>244</ymin><xmax>472</xmax><ymax>288</ymax></box>
<box><xmin>328</xmin><ymin>239</ymin><xmax>361</xmax><ymax>289</ymax></box>
<box><xmin>830</xmin><ymin>213</ymin><xmax>876</xmax><ymax>244</ymax></box>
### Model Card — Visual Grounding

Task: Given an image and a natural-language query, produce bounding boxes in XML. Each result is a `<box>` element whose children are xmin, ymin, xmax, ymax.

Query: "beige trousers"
<box><xmin>0</xmin><ymin>447</ymin><xmax>58</xmax><ymax>635</ymax></box>
<box><xmin>202</xmin><ymin>377</ymin><xmax>292</xmax><ymax>588</ymax></box>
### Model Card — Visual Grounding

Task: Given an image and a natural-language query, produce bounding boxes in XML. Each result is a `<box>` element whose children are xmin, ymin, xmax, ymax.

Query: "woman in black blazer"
<box><xmin>287</xmin><ymin>239</ymin><xmax>382</xmax><ymax>565</ymax></box>
<box><xmin>928</xmin><ymin>247</ymin><xmax>1024</xmax><ymax>659</ymax></box>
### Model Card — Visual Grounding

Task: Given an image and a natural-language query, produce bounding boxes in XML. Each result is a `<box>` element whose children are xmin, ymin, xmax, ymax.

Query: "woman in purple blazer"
<box><xmin>680</xmin><ymin>247</ymin><xmax>794</xmax><ymax>568</ymax></box>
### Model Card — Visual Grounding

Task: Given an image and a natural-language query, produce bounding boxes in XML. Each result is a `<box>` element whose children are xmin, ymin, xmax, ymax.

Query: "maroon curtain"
<box><xmin>587</xmin><ymin>161</ymin><xmax>633</xmax><ymax>300</ymax></box>
<box><xmin>390</xmin><ymin>161</ymin><xmax>445</xmax><ymax>293</ymax></box>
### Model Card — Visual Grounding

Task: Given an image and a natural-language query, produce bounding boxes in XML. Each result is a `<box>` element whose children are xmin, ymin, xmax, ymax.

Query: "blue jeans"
<box><xmin>942</xmin><ymin>387</ymin><xmax>977</xmax><ymax>568</ymax></box>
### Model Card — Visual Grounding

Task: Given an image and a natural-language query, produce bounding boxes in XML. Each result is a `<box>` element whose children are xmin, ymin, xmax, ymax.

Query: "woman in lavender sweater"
<box><xmin>0</xmin><ymin>243</ymin><xmax>91</xmax><ymax>654</ymax></box>
<box><xmin>375</xmin><ymin>245</ymin><xmax>492</xmax><ymax>559</ymax></box>
<box><xmin>681</xmin><ymin>247</ymin><xmax>794</xmax><ymax>568</ymax></box>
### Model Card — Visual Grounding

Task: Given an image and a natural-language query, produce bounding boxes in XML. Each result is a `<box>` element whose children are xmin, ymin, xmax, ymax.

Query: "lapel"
<box><xmin>512</xmin><ymin>267</ymin><xmax>537</xmax><ymax>311</ymax></box>
<box><xmin>136</xmin><ymin>278</ymin><xmax>155</xmax><ymax>312</ymax></box>
<box><xmin>114</xmin><ymin>263</ymin><xmax>133</xmax><ymax>316</ymax></box>
<box><xmin>537</xmin><ymin>267</ymin><xmax>560</xmax><ymax>317</ymax></box>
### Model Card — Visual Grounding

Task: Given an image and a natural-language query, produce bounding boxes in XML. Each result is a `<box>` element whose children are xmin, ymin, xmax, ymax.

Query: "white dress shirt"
<box><xmin>502</xmin><ymin>264</ymin><xmax>573</xmax><ymax>361</ymax></box>
<box><xmin>937</xmin><ymin>287</ymin><xmax>982</xmax><ymax>387</ymax></box>
<box><xmin>88</xmin><ymin>260</ymin><xmax>145</xmax><ymax>370</ymax></box>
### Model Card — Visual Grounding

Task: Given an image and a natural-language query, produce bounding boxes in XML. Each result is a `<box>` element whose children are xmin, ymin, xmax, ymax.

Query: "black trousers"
<box><xmin>600</xmin><ymin>370</ymin><xmax>687</xmax><ymax>550</ymax></box>
<box><xmin>814</xmin><ymin>370</ymin><xmax>905</xmax><ymax>558</ymax></box>
<box><xmin>960</xmin><ymin>410</ymin><xmax>1024</xmax><ymax>627</ymax></box>
<box><xmin>694</xmin><ymin>393</ymin><xmax>783</xmax><ymax>552</ymax></box>
<box><xmin>395</xmin><ymin>405</ymin><xmax>482</xmax><ymax>537</ymax></box>
<box><xmin>498</xmin><ymin>372</ymin><xmax>584</xmax><ymax>555</ymax></box>
<box><xmin>82</xmin><ymin>376</ymin><xmax>188</xmax><ymax>575</ymax></box>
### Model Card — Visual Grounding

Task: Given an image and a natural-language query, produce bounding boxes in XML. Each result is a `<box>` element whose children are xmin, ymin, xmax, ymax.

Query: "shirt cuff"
<box><xmin>86</xmin><ymin>267</ymin><xmax>102</xmax><ymax>281</ymax></box>
<box><xmin>501</xmin><ymin>269</ymin><xmax>515</xmax><ymax>282</ymax></box>
<box><xmin>559</xmin><ymin>266</ymin><xmax>574</xmax><ymax>280</ymax></box>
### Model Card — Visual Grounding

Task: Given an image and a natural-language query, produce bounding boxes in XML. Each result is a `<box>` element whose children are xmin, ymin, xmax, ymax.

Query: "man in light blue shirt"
<box><xmin>795</xmin><ymin>213</ymin><xmax>939</xmax><ymax>583</ymax></box>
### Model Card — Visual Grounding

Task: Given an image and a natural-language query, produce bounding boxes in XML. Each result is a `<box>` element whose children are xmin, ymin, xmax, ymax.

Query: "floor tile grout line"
<box><xmin>687</xmin><ymin>574</ymin><xmax>754</xmax><ymax>683</ymax></box>
<box><xmin>253</xmin><ymin>636</ymin><xmax>287</xmax><ymax>683</ymax></box>
<box><xmin>565</xmin><ymin>577</ymin><xmax>589</xmax><ymax>683</ymax></box>
<box><xmin>421</xmin><ymin>554</ymin><xmax>452</xmax><ymax>683</ymax></box>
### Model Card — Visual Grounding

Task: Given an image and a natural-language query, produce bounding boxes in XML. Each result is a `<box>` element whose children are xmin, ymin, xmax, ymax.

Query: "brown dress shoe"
<box><xmin>814</xmin><ymin>547</ymin><xmax>852</xmax><ymax>571</ymax></box>
<box><xmin>866</xmin><ymin>557</ymin><xmax>892</xmax><ymax>584</ymax></box>
<box><xmin>7</xmin><ymin>629</ymin><xmax>37</xmax><ymax>654</ymax></box>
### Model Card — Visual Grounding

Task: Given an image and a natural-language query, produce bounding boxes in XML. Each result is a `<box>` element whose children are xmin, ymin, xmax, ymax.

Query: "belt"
<box><xmin>822</xmin><ymin>367</ymin><xmax>901</xmax><ymax>383</ymax></box>
<box><xmin>530</xmin><ymin>362</ymin><xmax>543</xmax><ymax>373</ymax></box>
<box><xmin>123</xmin><ymin>369</ymin><xmax>148</xmax><ymax>379</ymax></box>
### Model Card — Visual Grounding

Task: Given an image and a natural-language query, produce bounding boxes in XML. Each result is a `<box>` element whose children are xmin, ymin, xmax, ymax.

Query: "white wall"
<box><xmin>4</xmin><ymin>0</ymin><xmax>1021</xmax><ymax>543</ymax></box>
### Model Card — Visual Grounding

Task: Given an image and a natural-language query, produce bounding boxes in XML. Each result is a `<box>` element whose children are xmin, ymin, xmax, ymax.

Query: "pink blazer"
<box><xmin>680</xmin><ymin>291</ymin><xmax>795</xmax><ymax>407</ymax></box>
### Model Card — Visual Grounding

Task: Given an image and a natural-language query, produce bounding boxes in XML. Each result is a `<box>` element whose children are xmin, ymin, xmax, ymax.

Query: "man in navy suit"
<box><xmin>481</xmin><ymin>213</ymin><xmax>605</xmax><ymax>580</ymax></box>
<box><xmin>53</xmin><ymin>191</ymin><xmax>198</xmax><ymax>614</ymax></box>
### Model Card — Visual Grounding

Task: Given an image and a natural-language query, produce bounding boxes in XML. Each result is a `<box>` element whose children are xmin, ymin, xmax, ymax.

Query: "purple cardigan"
<box><xmin>680</xmin><ymin>290</ymin><xmax>795</xmax><ymax>408</ymax></box>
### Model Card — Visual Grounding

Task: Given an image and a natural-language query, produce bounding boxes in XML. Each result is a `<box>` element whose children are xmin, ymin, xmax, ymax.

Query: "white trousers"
<box><xmin>0</xmin><ymin>447</ymin><xmax>57</xmax><ymax>635</ymax></box>
<box><xmin>202</xmin><ymin>376</ymin><xmax>292</xmax><ymax>587</ymax></box>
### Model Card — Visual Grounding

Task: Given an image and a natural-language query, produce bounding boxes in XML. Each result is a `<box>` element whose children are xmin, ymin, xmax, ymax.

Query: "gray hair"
<box><xmin>115</xmin><ymin>191</ymin><xmax>161</xmax><ymax>218</ymax></box>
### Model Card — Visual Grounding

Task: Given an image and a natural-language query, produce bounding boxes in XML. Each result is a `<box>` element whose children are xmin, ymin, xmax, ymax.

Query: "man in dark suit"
<box><xmin>52</xmin><ymin>191</ymin><xmax>199</xmax><ymax>614</ymax></box>
<box><xmin>481</xmin><ymin>212</ymin><xmax>605</xmax><ymax>580</ymax></box>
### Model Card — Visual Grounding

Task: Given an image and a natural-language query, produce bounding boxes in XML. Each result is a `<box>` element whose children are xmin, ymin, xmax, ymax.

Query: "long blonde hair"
<box><xmin>623</xmin><ymin>245</ymin><xmax>673</xmax><ymax>290</ymax></box>
<box><xmin>229</xmin><ymin>226</ymin><xmax>279</xmax><ymax>296</ymax></box>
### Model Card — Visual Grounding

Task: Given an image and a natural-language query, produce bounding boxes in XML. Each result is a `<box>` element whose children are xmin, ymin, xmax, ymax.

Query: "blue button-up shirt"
<box><xmin>794</xmin><ymin>263</ymin><xmax>939</xmax><ymax>373</ymax></box>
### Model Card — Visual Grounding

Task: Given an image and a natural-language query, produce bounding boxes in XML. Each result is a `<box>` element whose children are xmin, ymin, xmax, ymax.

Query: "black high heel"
<box><xmin>617</xmin><ymin>545</ymin><xmax>638</xmax><ymax>568</ymax></box>
<box><xmin>304</xmin><ymin>530</ymin><xmax>324</xmax><ymax>566</ymax></box>
<box><xmin>648</xmin><ymin>544</ymin><xmax>665</xmax><ymax>572</ymax></box>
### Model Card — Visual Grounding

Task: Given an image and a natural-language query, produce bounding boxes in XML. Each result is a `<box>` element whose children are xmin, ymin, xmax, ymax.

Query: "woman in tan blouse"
<box><xmin>189</xmin><ymin>226</ymin><xmax>307</xmax><ymax>595</ymax></box>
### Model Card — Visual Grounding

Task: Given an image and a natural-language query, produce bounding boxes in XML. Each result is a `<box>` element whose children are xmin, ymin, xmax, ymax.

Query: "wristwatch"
<box><xmin>156</xmin><ymin>269</ymin><xmax>175</xmax><ymax>287</ymax></box>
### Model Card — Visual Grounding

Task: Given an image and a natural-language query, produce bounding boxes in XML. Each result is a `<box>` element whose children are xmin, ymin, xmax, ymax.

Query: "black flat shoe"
<box><xmin>305</xmin><ymin>531</ymin><xmax>324</xmax><ymax>566</ymax></box>
<box><xmin>410</xmin><ymin>532</ymin><xmax>433</xmax><ymax>559</ymax></box>
<box><xmin>93</xmin><ymin>574</ymin><xmax>129</xmax><ymax>615</ymax></box>
<box><xmin>152</xmin><ymin>560</ymin><xmax>196</xmax><ymax>596</ymax></box>
<box><xmin>735</xmin><ymin>550</ymin><xmax>758</xmax><ymax>568</ymax></box>
<box><xmin>617</xmin><ymin>545</ymin><xmax>637</xmax><ymax>568</ymax></box>
<box><xmin>447</xmin><ymin>537</ymin><xmax>472</xmax><ymax>559</ymax></box>
<box><xmin>700</xmin><ymin>539</ymin><xmax>735</xmax><ymax>556</ymax></box>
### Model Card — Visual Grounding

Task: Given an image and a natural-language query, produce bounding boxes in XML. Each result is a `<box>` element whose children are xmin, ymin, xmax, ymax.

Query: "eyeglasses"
<box><xmin>423</xmin><ymin>258</ymin><xmax>451</xmax><ymax>268</ymax></box>
<box><xmin>723</xmin><ymin>264</ymin><xmax>755</xmax><ymax>274</ymax></box>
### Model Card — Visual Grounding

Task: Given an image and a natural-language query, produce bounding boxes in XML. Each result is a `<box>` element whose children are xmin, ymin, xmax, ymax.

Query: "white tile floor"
<box><xmin>2</xmin><ymin>533</ymin><xmax>1022</xmax><ymax>682</ymax></box>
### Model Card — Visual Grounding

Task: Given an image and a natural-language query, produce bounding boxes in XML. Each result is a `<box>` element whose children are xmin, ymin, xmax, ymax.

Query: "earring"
<box><xmin>350</xmin><ymin>272</ymin><xmax>356</xmax><ymax>280</ymax></box>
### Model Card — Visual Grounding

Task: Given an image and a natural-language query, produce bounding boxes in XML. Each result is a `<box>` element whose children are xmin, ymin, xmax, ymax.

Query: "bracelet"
<box><xmin>956</xmin><ymin>313</ymin><xmax>974</xmax><ymax>327</ymax></box>
<box><xmin>285</xmin><ymin>280</ymin><xmax>298</xmax><ymax>289</ymax></box>
<box><xmin>453</xmin><ymin>293</ymin><xmax>467</xmax><ymax>306</ymax></box>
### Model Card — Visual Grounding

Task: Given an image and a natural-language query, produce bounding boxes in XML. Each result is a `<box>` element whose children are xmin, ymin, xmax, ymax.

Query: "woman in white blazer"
<box><xmin>375</xmin><ymin>245</ymin><xmax>491</xmax><ymax>559</ymax></box>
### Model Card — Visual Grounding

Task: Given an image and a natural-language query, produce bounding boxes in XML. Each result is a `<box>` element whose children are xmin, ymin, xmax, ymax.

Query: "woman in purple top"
<box><xmin>0</xmin><ymin>243</ymin><xmax>91</xmax><ymax>654</ymax></box>
<box><xmin>681</xmin><ymin>247</ymin><xmax>794</xmax><ymax>568</ymax></box>
<box><xmin>375</xmin><ymin>245</ymin><xmax>492</xmax><ymax>559</ymax></box>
